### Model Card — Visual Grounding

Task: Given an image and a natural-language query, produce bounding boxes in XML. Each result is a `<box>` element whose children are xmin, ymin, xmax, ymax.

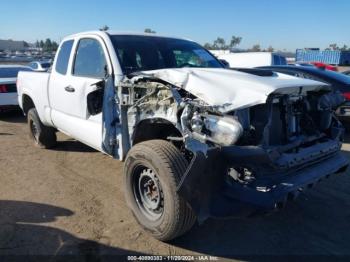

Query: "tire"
<box><xmin>27</xmin><ymin>108</ymin><xmax>57</xmax><ymax>149</ymax></box>
<box><xmin>124</xmin><ymin>140</ymin><xmax>196</xmax><ymax>241</ymax></box>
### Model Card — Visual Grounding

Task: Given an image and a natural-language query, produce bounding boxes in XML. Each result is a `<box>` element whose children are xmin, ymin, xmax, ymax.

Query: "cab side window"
<box><xmin>55</xmin><ymin>40</ymin><xmax>74</xmax><ymax>75</ymax></box>
<box><xmin>73</xmin><ymin>38</ymin><xmax>107</xmax><ymax>78</ymax></box>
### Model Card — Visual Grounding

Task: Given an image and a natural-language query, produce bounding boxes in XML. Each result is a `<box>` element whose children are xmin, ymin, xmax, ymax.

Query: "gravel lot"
<box><xmin>0</xmin><ymin>110</ymin><xmax>350</xmax><ymax>260</ymax></box>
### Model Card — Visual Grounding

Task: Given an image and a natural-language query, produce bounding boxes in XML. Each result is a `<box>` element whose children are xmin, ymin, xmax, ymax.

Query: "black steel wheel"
<box><xmin>133</xmin><ymin>166</ymin><xmax>164</xmax><ymax>220</ymax></box>
<box><xmin>124</xmin><ymin>140</ymin><xmax>196</xmax><ymax>241</ymax></box>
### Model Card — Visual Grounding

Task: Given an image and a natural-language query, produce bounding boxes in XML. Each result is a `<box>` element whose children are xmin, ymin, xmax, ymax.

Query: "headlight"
<box><xmin>190</xmin><ymin>111</ymin><xmax>203</xmax><ymax>133</ymax></box>
<box><xmin>203</xmin><ymin>115</ymin><xmax>243</xmax><ymax>146</ymax></box>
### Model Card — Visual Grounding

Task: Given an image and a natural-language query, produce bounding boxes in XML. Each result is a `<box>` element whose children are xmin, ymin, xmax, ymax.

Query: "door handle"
<box><xmin>64</xmin><ymin>86</ymin><xmax>75</xmax><ymax>93</ymax></box>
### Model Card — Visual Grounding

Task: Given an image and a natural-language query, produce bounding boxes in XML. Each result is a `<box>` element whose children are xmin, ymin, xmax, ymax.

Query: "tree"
<box><xmin>204</xmin><ymin>35</ymin><xmax>242</xmax><ymax>50</ymax></box>
<box><xmin>99</xmin><ymin>25</ymin><xmax>109</xmax><ymax>31</ymax></box>
<box><xmin>203</xmin><ymin>43</ymin><xmax>213</xmax><ymax>49</ymax></box>
<box><xmin>329</xmin><ymin>43</ymin><xmax>339</xmax><ymax>51</ymax></box>
<box><xmin>229</xmin><ymin>36</ymin><xmax>242</xmax><ymax>49</ymax></box>
<box><xmin>213</xmin><ymin>37</ymin><xmax>226</xmax><ymax>50</ymax></box>
<box><xmin>144</xmin><ymin>28</ymin><xmax>156</xmax><ymax>34</ymax></box>
<box><xmin>340</xmin><ymin>44</ymin><xmax>349</xmax><ymax>51</ymax></box>
<box><xmin>250</xmin><ymin>44</ymin><xmax>261</xmax><ymax>52</ymax></box>
<box><xmin>44</xmin><ymin>38</ymin><xmax>52</xmax><ymax>52</ymax></box>
<box><xmin>35</xmin><ymin>39</ymin><xmax>58</xmax><ymax>53</ymax></box>
<box><xmin>51</xmin><ymin>41</ymin><xmax>59</xmax><ymax>51</ymax></box>
<box><xmin>267</xmin><ymin>45</ymin><xmax>274</xmax><ymax>52</ymax></box>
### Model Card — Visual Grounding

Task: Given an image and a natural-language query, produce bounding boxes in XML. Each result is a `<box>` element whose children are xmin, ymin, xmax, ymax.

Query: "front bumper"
<box><xmin>178</xmin><ymin>138</ymin><xmax>349</xmax><ymax>221</ymax></box>
<box><xmin>213</xmin><ymin>152</ymin><xmax>348</xmax><ymax>218</ymax></box>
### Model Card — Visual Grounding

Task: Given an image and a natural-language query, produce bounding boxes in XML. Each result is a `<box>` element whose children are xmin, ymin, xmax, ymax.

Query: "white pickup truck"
<box><xmin>17</xmin><ymin>31</ymin><xmax>349</xmax><ymax>241</ymax></box>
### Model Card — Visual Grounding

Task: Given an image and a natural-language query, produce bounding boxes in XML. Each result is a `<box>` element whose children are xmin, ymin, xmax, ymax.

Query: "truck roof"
<box><xmin>63</xmin><ymin>30</ymin><xmax>192</xmax><ymax>42</ymax></box>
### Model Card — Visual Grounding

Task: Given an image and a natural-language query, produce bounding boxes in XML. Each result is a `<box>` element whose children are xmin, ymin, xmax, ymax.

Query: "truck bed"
<box><xmin>17</xmin><ymin>71</ymin><xmax>51</xmax><ymax>124</ymax></box>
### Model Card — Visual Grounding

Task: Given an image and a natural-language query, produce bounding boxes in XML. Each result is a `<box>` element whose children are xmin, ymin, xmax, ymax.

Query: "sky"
<box><xmin>0</xmin><ymin>0</ymin><xmax>349</xmax><ymax>51</ymax></box>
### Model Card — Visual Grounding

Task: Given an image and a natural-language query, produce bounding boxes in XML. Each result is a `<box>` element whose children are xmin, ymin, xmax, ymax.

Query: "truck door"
<box><xmin>49</xmin><ymin>36</ymin><xmax>113</xmax><ymax>152</ymax></box>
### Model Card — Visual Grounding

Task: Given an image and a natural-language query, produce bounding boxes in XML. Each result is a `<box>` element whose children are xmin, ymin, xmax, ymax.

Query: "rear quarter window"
<box><xmin>55</xmin><ymin>40</ymin><xmax>74</xmax><ymax>75</ymax></box>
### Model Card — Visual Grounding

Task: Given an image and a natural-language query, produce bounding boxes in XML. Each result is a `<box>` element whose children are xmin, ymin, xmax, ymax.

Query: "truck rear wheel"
<box><xmin>27</xmin><ymin>108</ymin><xmax>57</xmax><ymax>149</ymax></box>
<box><xmin>124</xmin><ymin>140</ymin><xmax>196</xmax><ymax>241</ymax></box>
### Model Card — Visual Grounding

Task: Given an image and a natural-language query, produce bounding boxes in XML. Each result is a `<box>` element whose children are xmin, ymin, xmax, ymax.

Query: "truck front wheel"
<box><xmin>27</xmin><ymin>108</ymin><xmax>57</xmax><ymax>149</ymax></box>
<box><xmin>124</xmin><ymin>140</ymin><xmax>196</xmax><ymax>241</ymax></box>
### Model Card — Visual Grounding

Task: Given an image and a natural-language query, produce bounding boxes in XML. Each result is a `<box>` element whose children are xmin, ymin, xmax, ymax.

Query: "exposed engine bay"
<box><xmin>118</xmin><ymin>72</ymin><xmax>345</xmax><ymax>152</ymax></box>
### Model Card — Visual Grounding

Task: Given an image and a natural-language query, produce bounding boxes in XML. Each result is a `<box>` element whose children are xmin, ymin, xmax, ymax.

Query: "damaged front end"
<box><xmin>177</xmin><ymin>91</ymin><xmax>348</xmax><ymax>221</ymax></box>
<box><xmin>111</xmin><ymin>69</ymin><xmax>349</xmax><ymax>222</ymax></box>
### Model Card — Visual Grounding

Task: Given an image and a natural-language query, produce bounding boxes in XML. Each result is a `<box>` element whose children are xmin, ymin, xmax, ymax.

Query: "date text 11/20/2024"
<box><xmin>127</xmin><ymin>255</ymin><xmax>219</xmax><ymax>261</ymax></box>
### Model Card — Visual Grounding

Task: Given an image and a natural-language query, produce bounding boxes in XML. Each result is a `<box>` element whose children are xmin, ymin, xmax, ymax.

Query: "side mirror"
<box><xmin>219</xmin><ymin>59</ymin><xmax>230</xmax><ymax>68</ymax></box>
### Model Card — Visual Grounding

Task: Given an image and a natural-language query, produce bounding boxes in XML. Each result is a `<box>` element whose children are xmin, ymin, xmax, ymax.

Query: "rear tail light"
<box><xmin>0</xmin><ymin>85</ymin><xmax>8</xmax><ymax>93</ymax></box>
<box><xmin>342</xmin><ymin>92</ymin><xmax>350</xmax><ymax>101</ymax></box>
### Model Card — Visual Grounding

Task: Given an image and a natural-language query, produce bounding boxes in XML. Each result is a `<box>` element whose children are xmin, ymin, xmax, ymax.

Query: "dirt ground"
<box><xmin>0</xmin><ymin>110</ymin><xmax>350</xmax><ymax>260</ymax></box>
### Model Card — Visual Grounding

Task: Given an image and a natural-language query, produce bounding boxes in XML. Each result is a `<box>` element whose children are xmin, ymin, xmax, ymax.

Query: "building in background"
<box><xmin>296</xmin><ymin>48</ymin><xmax>350</xmax><ymax>66</ymax></box>
<box><xmin>0</xmin><ymin>39</ymin><xmax>29</xmax><ymax>52</ymax></box>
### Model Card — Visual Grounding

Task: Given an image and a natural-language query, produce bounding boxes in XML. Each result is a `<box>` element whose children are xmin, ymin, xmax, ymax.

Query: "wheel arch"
<box><xmin>131</xmin><ymin>118</ymin><xmax>183</xmax><ymax>146</ymax></box>
<box><xmin>22</xmin><ymin>94</ymin><xmax>36</xmax><ymax>115</ymax></box>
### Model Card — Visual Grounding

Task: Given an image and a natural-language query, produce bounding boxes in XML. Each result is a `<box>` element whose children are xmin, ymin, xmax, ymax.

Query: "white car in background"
<box><xmin>217</xmin><ymin>52</ymin><xmax>287</xmax><ymax>68</ymax></box>
<box><xmin>27</xmin><ymin>61</ymin><xmax>51</xmax><ymax>72</ymax></box>
<box><xmin>0</xmin><ymin>65</ymin><xmax>32</xmax><ymax>110</ymax></box>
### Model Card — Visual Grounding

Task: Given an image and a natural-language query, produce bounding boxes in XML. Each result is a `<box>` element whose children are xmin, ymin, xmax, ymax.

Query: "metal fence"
<box><xmin>296</xmin><ymin>49</ymin><xmax>350</xmax><ymax>65</ymax></box>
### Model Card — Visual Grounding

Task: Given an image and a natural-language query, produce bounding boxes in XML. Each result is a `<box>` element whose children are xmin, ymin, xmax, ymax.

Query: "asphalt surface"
<box><xmin>0</xmin><ymin>110</ymin><xmax>350</xmax><ymax>260</ymax></box>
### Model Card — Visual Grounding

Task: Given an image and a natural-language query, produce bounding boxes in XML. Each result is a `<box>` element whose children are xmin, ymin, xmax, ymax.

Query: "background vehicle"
<box><xmin>216</xmin><ymin>52</ymin><xmax>287</xmax><ymax>68</ymax></box>
<box><xmin>292</xmin><ymin>62</ymin><xmax>316</xmax><ymax>67</ymax></box>
<box><xmin>28</xmin><ymin>61</ymin><xmax>51</xmax><ymax>72</ymax></box>
<box><xmin>311</xmin><ymin>62</ymin><xmax>338</xmax><ymax>71</ymax></box>
<box><xmin>343</xmin><ymin>70</ymin><xmax>350</xmax><ymax>76</ymax></box>
<box><xmin>0</xmin><ymin>65</ymin><xmax>32</xmax><ymax>111</ymax></box>
<box><xmin>257</xmin><ymin>65</ymin><xmax>350</xmax><ymax>123</ymax></box>
<box><xmin>17</xmin><ymin>31</ymin><xmax>349</xmax><ymax>241</ymax></box>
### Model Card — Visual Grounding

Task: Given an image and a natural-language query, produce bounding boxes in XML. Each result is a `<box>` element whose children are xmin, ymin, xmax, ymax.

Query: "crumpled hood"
<box><xmin>141</xmin><ymin>68</ymin><xmax>330</xmax><ymax>112</ymax></box>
